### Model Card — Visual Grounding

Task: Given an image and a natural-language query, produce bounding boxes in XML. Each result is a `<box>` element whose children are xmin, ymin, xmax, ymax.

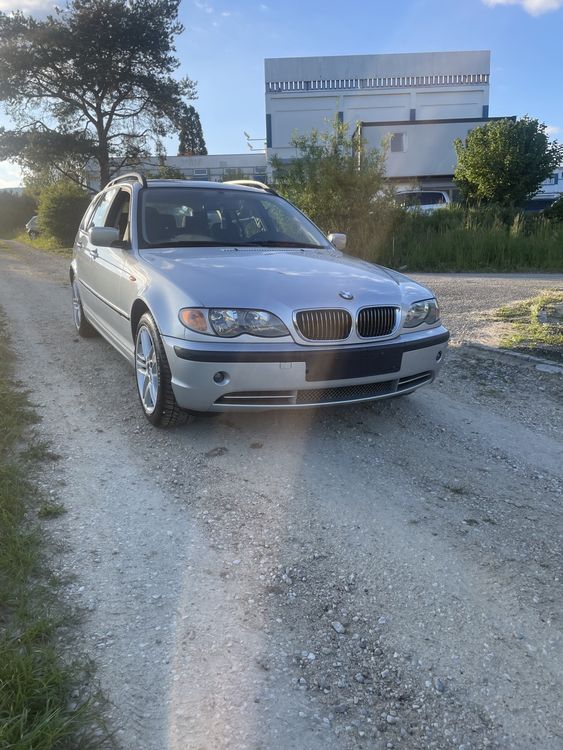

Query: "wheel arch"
<box><xmin>130</xmin><ymin>299</ymin><xmax>152</xmax><ymax>340</ymax></box>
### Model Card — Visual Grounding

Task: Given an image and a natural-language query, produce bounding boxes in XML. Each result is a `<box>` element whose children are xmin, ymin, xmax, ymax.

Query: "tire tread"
<box><xmin>137</xmin><ymin>313</ymin><xmax>190</xmax><ymax>427</ymax></box>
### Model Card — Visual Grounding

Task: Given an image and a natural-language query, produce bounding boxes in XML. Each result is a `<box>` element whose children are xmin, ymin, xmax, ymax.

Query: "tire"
<box><xmin>134</xmin><ymin>313</ymin><xmax>189</xmax><ymax>427</ymax></box>
<box><xmin>71</xmin><ymin>277</ymin><xmax>97</xmax><ymax>337</ymax></box>
<box><xmin>28</xmin><ymin>230</ymin><xmax>39</xmax><ymax>240</ymax></box>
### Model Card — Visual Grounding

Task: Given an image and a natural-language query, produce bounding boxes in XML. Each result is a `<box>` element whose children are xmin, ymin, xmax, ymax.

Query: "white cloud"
<box><xmin>194</xmin><ymin>0</ymin><xmax>213</xmax><ymax>13</ymax></box>
<box><xmin>546</xmin><ymin>125</ymin><xmax>561</xmax><ymax>138</ymax></box>
<box><xmin>483</xmin><ymin>0</ymin><xmax>562</xmax><ymax>15</ymax></box>
<box><xmin>0</xmin><ymin>161</ymin><xmax>23</xmax><ymax>190</ymax></box>
<box><xmin>0</xmin><ymin>0</ymin><xmax>54</xmax><ymax>11</ymax></box>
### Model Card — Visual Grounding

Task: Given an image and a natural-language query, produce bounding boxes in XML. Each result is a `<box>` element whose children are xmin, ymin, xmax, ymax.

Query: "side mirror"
<box><xmin>328</xmin><ymin>232</ymin><xmax>347</xmax><ymax>251</ymax></box>
<box><xmin>89</xmin><ymin>226</ymin><xmax>120</xmax><ymax>247</ymax></box>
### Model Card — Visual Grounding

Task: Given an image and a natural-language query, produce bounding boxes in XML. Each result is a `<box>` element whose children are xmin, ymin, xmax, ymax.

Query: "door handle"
<box><xmin>88</xmin><ymin>248</ymin><xmax>99</xmax><ymax>259</ymax></box>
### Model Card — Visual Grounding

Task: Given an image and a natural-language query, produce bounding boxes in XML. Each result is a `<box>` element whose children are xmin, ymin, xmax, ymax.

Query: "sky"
<box><xmin>0</xmin><ymin>0</ymin><xmax>562</xmax><ymax>187</ymax></box>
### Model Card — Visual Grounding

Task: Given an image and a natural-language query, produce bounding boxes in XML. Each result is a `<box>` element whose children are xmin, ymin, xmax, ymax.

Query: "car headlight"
<box><xmin>179</xmin><ymin>308</ymin><xmax>289</xmax><ymax>338</ymax></box>
<box><xmin>403</xmin><ymin>298</ymin><xmax>440</xmax><ymax>328</ymax></box>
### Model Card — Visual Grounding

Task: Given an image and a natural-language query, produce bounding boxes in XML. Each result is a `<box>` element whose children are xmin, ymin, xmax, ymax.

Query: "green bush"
<box><xmin>273</xmin><ymin>119</ymin><xmax>387</xmax><ymax>241</ymax></box>
<box><xmin>0</xmin><ymin>191</ymin><xmax>36</xmax><ymax>237</ymax></box>
<box><xmin>272</xmin><ymin>120</ymin><xmax>562</xmax><ymax>272</ymax></box>
<box><xmin>37</xmin><ymin>181</ymin><xmax>91</xmax><ymax>246</ymax></box>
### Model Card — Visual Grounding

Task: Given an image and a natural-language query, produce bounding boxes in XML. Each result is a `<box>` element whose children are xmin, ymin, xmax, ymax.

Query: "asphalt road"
<box><xmin>0</xmin><ymin>240</ymin><xmax>561</xmax><ymax>750</ymax></box>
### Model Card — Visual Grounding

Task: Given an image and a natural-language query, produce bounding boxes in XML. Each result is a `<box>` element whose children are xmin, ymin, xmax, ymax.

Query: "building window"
<box><xmin>193</xmin><ymin>168</ymin><xmax>208</xmax><ymax>177</ymax></box>
<box><xmin>390</xmin><ymin>133</ymin><xmax>406</xmax><ymax>153</ymax></box>
<box><xmin>545</xmin><ymin>174</ymin><xmax>559</xmax><ymax>185</ymax></box>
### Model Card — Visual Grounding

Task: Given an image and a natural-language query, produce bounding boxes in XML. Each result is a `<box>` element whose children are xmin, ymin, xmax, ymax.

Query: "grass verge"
<box><xmin>14</xmin><ymin>232</ymin><xmax>73</xmax><ymax>257</ymax></box>
<box><xmin>0</xmin><ymin>309</ymin><xmax>112</xmax><ymax>749</ymax></box>
<box><xmin>494</xmin><ymin>291</ymin><xmax>563</xmax><ymax>362</ymax></box>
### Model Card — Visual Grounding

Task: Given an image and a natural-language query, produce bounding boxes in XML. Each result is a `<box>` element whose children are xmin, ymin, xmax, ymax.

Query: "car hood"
<box><xmin>140</xmin><ymin>247</ymin><xmax>428</xmax><ymax>309</ymax></box>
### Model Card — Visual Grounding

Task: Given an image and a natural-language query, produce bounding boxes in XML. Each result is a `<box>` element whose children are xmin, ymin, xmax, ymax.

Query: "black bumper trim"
<box><xmin>173</xmin><ymin>331</ymin><xmax>450</xmax><ymax>364</ymax></box>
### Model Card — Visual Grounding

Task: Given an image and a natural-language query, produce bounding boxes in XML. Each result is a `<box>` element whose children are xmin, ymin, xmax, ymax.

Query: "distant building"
<box><xmin>88</xmin><ymin>49</ymin><xmax>520</xmax><ymax>198</ymax></box>
<box><xmin>526</xmin><ymin>166</ymin><xmax>563</xmax><ymax>211</ymax></box>
<box><xmin>265</xmin><ymin>50</ymin><xmax>507</xmax><ymax>196</ymax></box>
<box><xmin>86</xmin><ymin>153</ymin><xmax>267</xmax><ymax>191</ymax></box>
<box><xmin>536</xmin><ymin>167</ymin><xmax>563</xmax><ymax>200</ymax></box>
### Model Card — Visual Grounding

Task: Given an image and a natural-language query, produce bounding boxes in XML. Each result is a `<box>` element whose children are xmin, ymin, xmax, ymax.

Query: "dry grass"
<box><xmin>494</xmin><ymin>291</ymin><xmax>563</xmax><ymax>361</ymax></box>
<box><xmin>0</xmin><ymin>310</ymin><xmax>112</xmax><ymax>749</ymax></box>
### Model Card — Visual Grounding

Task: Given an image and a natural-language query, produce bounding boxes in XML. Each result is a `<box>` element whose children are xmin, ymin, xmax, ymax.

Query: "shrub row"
<box><xmin>298</xmin><ymin>201</ymin><xmax>563</xmax><ymax>273</ymax></box>
<box><xmin>347</xmin><ymin>205</ymin><xmax>563</xmax><ymax>272</ymax></box>
<box><xmin>0</xmin><ymin>181</ymin><xmax>91</xmax><ymax>246</ymax></box>
<box><xmin>0</xmin><ymin>191</ymin><xmax>36</xmax><ymax>237</ymax></box>
<box><xmin>37</xmin><ymin>181</ymin><xmax>91</xmax><ymax>246</ymax></box>
<box><xmin>1</xmin><ymin>179</ymin><xmax>562</xmax><ymax>271</ymax></box>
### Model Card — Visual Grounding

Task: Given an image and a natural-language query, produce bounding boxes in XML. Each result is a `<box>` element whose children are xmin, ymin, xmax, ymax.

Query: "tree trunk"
<box><xmin>98</xmin><ymin>149</ymin><xmax>110</xmax><ymax>188</ymax></box>
<box><xmin>96</xmin><ymin>125</ymin><xmax>110</xmax><ymax>188</ymax></box>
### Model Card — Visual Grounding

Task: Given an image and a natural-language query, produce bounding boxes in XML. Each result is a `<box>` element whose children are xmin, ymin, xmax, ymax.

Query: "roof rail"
<box><xmin>105</xmin><ymin>172</ymin><xmax>147</xmax><ymax>189</ymax></box>
<box><xmin>223</xmin><ymin>179</ymin><xmax>278</xmax><ymax>196</ymax></box>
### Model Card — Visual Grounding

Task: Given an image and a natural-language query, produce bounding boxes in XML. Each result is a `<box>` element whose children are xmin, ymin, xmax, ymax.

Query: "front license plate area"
<box><xmin>305</xmin><ymin>348</ymin><xmax>402</xmax><ymax>382</ymax></box>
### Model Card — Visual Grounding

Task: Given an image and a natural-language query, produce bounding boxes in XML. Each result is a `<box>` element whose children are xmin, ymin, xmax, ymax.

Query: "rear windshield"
<box><xmin>138</xmin><ymin>187</ymin><xmax>328</xmax><ymax>249</ymax></box>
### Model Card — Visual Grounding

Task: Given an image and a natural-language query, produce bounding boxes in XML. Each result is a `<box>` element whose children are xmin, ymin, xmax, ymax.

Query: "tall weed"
<box><xmin>345</xmin><ymin>205</ymin><xmax>563</xmax><ymax>272</ymax></box>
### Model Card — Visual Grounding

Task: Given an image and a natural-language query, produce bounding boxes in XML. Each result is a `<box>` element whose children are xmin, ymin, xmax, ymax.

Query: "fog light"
<box><xmin>436</xmin><ymin>350</ymin><xmax>443</xmax><ymax>362</ymax></box>
<box><xmin>213</xmin><ymin>371</ymin><xmax>228</xmax><ymax>384</ymax></box>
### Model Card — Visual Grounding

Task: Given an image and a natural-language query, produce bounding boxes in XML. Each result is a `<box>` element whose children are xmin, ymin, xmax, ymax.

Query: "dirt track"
<box><xmin>0</xmin><ymin>240</ymin><xmax>561</xmax><ymax>750</ymax></box>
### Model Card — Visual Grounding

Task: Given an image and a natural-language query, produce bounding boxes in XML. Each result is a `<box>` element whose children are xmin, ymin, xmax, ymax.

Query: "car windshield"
<box><xmin>138</xmin><ymin>186</ymin><xmax>328</xmax><ymax>249</ymax></box>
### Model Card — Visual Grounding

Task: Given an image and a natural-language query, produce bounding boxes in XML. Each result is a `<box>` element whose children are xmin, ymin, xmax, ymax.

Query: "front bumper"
<box><xmin>162</xmin><ymin>327</ymin><xmax>449</xmax><ymax>412</ymax></box>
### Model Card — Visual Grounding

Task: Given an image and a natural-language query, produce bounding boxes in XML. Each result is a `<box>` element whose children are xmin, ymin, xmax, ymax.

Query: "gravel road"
<box><xmin>0</xmin><ymin>240</ymin><xmax>562</xmax><ymax>750</ymax></box>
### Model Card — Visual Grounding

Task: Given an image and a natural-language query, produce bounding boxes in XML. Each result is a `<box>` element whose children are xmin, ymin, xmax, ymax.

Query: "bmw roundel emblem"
<box><xmin>339</xmin><ymin>291</ymin><xmax>354</xmax><ymax>300</ymax></box>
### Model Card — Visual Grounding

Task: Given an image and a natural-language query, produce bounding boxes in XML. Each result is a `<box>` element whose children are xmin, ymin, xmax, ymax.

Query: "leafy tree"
<box><xmin>37</xmin><ymin>180</ymin><xmax>91</xmax><ymax>245</ymax></box>
<box><xmin>0</xmin><ymin>129</ymin><xmax>97</xmax><ymax>191</ymax></box>
<box><xmin>0</xmin><ymin>0</ymin><xmax>196</xmax><ymax>188</ymax></box>
<box><xmin>272</xmin><ymin>119</ymin><xmax>386</xmax><ymax>246</ymax></box>
<box><xmin>177</xmin><ymin>106</ymin><xmax>207</xmax><ymax>156</ymax></box>
<box><xmin>454</xmin><ymin>117</ymin><xmax>563</xmax><ymax>206</ymax></box>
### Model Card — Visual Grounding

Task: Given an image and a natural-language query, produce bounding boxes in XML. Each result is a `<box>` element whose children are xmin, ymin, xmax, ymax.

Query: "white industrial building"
<box><xmin>92</xmin><ymin>49</ymin><xmax>519</xmax><ymax>199</ymax></box>
<box><xmin>537</xmin><ymin>167</ymin><xmax>563</xmax><ymax>199</ymax></box>
<box><xmin>265</xmin><ymin>50</ymin><xmax>500</xmax><ymax>195</ymax></box>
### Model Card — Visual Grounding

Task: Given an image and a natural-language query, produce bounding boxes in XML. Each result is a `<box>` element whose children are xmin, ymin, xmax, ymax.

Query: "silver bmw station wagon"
<box><xmin>70</xmin><ymin>174</ymin><xmax>449</xmax><ymax>426</ymax></box>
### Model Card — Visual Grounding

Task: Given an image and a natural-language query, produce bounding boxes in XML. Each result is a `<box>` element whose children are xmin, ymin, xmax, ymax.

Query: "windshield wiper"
<box><xmin>145</xmin><ymin>241</ymin><xmax>238</xmax><ymax>248</ymax></box>
<box><xmin>236</xmin><ymin>240</ymin><xmax>325</xmax><ymax>248</ymax></box>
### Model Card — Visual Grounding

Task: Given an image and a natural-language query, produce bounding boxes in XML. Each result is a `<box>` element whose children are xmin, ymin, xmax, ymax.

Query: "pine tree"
<box><xmin>178</xmin><ymin>106</ymin><xmax>207</xmax><ymax>156</ymax></box>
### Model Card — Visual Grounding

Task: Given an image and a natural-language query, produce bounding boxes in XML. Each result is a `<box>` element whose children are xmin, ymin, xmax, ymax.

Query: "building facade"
<box><xmin>85</xmin><ymin>153</ymin><xmax>267</xmax><ymax>191</ymax></box>
<box><xmin>265</xmin><ymin>51</ymin><xmax>496</xmax><ymax>194</ymax></box>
